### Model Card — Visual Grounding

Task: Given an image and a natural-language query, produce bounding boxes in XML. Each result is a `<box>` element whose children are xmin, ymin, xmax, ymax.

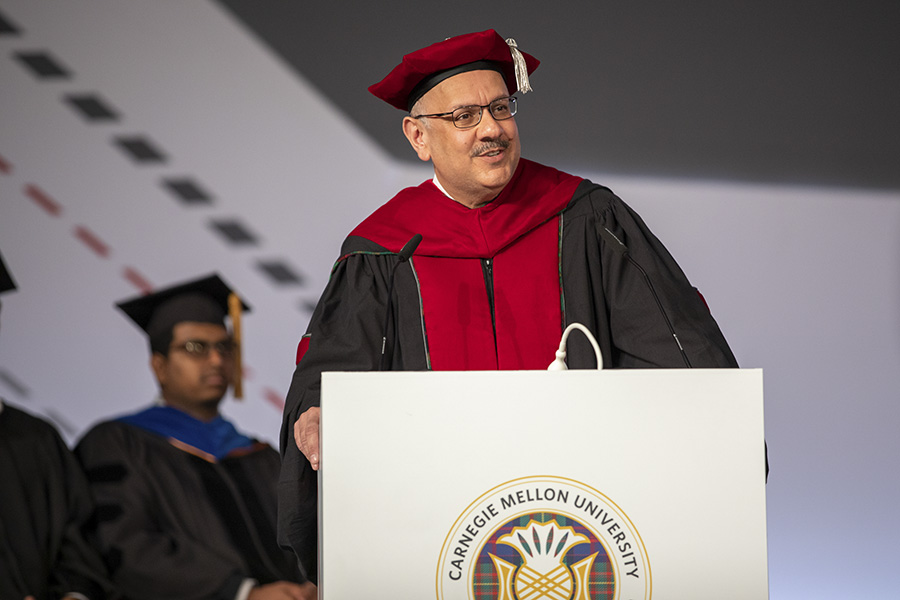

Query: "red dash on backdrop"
<box><xmin>263</xmin><ymin>387</ymin><xmax>285</xmax><ymax>411</ymax></box>
<box><xmin>0</xmin><ymin>154</ymin><xmax>12</xmax><ymax>174</ymax></box>
<box><xmin>122</xmin><ymin>266</ymin><xmax>153</xmax><ymax>294</ymax></box>
<box><xmin>73</xmin><ymin>225</ymin><xmax>110</xmax><ymax>258</ymax></box>
<box><xmin>24</xmin><ymin>184</ymin><xmax>62</xmax><ymax>216</ymax></box>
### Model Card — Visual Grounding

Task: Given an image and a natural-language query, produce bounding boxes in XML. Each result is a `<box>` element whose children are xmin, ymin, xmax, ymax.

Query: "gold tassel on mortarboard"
<box><xmin>228</xmin><ymin>292</ymin><xmax>243</xmax><ymax>399</ymax></box>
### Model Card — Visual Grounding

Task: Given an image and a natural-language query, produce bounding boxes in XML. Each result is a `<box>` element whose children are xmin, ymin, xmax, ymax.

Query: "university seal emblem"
<box><xmin>436</xmin><ymin>476</ymin><xmax>651</xmax><ymax>600</ymax></box>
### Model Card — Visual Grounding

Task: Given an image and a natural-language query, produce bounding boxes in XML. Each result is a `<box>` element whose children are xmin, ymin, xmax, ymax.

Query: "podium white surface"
<box><xmin>319</xmin><ymin>369</ymin><xmax>767</xmax><ymax>599</ymax></box>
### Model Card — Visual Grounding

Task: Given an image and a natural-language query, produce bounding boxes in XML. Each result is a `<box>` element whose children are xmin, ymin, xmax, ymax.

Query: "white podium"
<box><xmin>319</xmin><ymin>369</ymin><xmax>767</xmax><ymax>600</ymax></box>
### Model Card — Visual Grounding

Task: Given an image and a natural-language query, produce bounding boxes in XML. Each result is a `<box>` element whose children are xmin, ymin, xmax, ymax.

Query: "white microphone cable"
<box><xmin>547</xmin><ymin>322</ymin><xmax>603</xmax><ymax>370</ymax></box>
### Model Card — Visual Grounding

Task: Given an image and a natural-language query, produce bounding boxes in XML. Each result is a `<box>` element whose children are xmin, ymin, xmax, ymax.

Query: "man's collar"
<box><xmin>432</xmin><ymin>174</ymin><xmax>498</xmax><ymax>209</ymax></box>
<box><xmin>432</xmin><ymin>174</ymin><xmax>454</xmax><ymax>200</ymax></box>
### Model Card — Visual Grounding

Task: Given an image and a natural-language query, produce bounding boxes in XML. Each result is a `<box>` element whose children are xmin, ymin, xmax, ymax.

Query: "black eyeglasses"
<box><xmin>412</xmin><ymin>96</ymin><xmax>517</xmax><ymax>129</ymax></box>
<box><xmin>171</xmin><ymin>339</ymin><xmax>235</xmax><ymax>358</ymax></box>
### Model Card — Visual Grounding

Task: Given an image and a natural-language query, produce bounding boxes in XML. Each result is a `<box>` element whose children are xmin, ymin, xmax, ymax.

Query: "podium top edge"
<box><xmin>322</xmin><ymin>368</ymin><xmax>761</xmax><ymax>380</ymax></box>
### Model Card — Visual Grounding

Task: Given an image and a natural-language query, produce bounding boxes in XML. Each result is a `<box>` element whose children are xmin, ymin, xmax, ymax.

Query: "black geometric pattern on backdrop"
<box><xmin>114</xmin><ymin>135</ymin><xmax>167</xmax><ymax>163</ymax></box>
<box><xmin>3</xmin><ymin>3</ymin><xmax>314</xmax><ymax>431</ymax></box>
<box><xmin>6</xmin><ymin>8</ymin><xmax>312</xmax><ymax>316</ymax></box>
<box><xmin>256</xmin><ymin>259</ymin><xmax>304</xmax><ymax>285</ymax></box>
<box><xmin>210</xmin><ymin>218</ymin><xmax>260</xmax><ymax>245</ymax></box>
<box><xmin>0</xmin><ymin>9</ymin><xmax>21</xmax><ymax>34</ymax></box>
<box><xmin>14</xmin><ymin>51</ymin><xmax>70</xmax><ymax>78</ymax></box>
<box><xmin>162</xmin><ymin>177</ymin><xmax>213</xmax><ymax>205</ymax></box>
<box><xmin>64</xmin><ymin>93</ymin><xmax>119</xmax><ymax>121</ymax></box>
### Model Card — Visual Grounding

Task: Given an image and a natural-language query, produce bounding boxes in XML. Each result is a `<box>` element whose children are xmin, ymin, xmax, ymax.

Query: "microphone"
<box><xmin>380</xmin><ymin>234</ymin><xmax>423</xmax><ymax>371</ymax></box>
<box><xmin>598</xmin><ymin>226</ymin><xmax>692</xmax><ymax>368</ymax></box>
<box><xmin>398</xmin><ymin>233</ymin><xmax>422</xmax><ymax>262</ymax></box>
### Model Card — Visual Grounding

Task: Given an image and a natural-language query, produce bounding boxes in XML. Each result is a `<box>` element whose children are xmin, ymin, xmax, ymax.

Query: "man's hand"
<box><xmin>248</xmin><ymin>581</ymin><xmax>316</xmax><ymax>600</ymax></box>
<box><xmin>294</xmin><ymin>407</ymin><xmax>321</xmax><ymax>471</ymax></box>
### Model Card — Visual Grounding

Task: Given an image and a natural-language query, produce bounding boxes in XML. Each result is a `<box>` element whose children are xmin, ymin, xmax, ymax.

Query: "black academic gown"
<box><xmin>277</xmin><ymin>160</ymin><xmax>739</xmax><ymax>582</ymax></box>
<box><xmin>75</xmin><ymin>419</ymin><xmax>302</xmax><ymax>600</ymax></box>
<box><xmin>0</xmin><ymin>402</ymin><xmax>113</xmax><ymax>600</ymax></box>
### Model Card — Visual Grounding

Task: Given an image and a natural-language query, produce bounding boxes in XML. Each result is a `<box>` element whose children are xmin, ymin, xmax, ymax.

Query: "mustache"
<box><xmin>471</xmin><ymin>139</ymin><xmax>510</xmax><ymax>157</ymax></box>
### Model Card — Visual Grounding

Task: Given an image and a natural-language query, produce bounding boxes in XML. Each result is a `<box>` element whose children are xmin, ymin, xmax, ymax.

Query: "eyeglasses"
<box><xmin>412</xmin><ymin>96</ymin><xmax>517</xmax><ymax>129</ymax></box>
<box><xmin>171</xmin><ymin>339</ymin><xmax>235</xmax><ymax>358</ymax></box>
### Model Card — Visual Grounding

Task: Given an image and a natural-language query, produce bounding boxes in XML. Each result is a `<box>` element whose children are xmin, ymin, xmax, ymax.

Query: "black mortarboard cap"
<box><xmin>116</xmin><ymin>273</ymin><xmax>249</xmax><ymax>351</ymax></box>
<box><xmin>116</xmin><ymin>273</ymin><xmax>250</xmax><ymax>398</ymax></box>
<box><xmin>0</xmin><ymin>251</ymin><xmax>17</xmax><ymax>295</ymax></box>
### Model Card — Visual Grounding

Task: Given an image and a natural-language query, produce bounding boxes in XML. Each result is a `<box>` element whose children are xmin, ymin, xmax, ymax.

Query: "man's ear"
<box><xmin>402</xmin><ymin>116</ymin><xmax>431</xmax><ymax>162</ymax></box>
<box><xmin>151</xmin><ymin>353</ymin><xmax>167</xmax><ymax>386</ymax></box>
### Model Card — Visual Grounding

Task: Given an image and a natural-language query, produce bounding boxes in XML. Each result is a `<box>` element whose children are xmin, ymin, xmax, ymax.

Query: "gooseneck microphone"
<box><xmin>397</xmin><ymin>233</ymin><xmax>422</xmax><ymax>263</ymax></box>
<box><xmin>598</xmin><ymin>226</ymin><xmax>692</xmax><ymax>368</ymax></box>
<box><xmin>380</xmin><ymin>234</ymin><xmax>423</xmax><ymax>371</ymax></box>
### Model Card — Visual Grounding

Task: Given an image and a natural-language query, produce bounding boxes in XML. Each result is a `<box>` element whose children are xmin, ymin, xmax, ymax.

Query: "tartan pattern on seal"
<box><xmin>472</xmin><ymin>512</ymin><xmax>614</xmax><ymax>599</ymax></box>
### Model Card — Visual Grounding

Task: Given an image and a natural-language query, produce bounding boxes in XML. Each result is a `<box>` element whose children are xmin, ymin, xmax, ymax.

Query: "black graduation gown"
<box><xmin>75</xmin><ymin>420</ymin><xmax>302</xmax><ymax>600</ymax></box>
<box><xmin>277</xmin><ymin>162</ymin><xmax>738</xmax><ymax>582</ymax></box>
<box><xmin>0</xmin><ymin>402</ymin><xmax>113</xmax><ymax>600</ymax></box>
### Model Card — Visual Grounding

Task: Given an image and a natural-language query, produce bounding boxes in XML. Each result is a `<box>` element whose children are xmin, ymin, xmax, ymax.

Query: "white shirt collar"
<box><xmin>432</xmin><ymin>174</ymin><xmax>455</xmax><ymax>200</ymax></box>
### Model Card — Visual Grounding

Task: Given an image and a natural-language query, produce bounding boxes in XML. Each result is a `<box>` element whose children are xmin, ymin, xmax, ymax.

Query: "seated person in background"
<box><xmin>0</xmin><ymin>402</ymin><xmax>115</xmax><ymax>600</ymax></box>
<box><xmin>0</xmin><ymin>250</ymin><xmax>114</xmax><ymax>600</ymax></box>
<box><xmin>75</xmin><ymin>274</ymin><xmax>314</xmax><ymax>600</ymax></box>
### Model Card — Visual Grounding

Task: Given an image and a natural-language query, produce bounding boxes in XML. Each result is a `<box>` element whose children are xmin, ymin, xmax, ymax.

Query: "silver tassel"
<box><xmin>505</xmin><ymin>37</ymin><xmax>532</xmax><ymax>94</ymax></box>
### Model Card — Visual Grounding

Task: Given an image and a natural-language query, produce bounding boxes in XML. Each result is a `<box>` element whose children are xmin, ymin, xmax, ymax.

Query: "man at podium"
<box><xmin>277</xmin><ymin>30</ymin><xmax>738</xmax><ymax>583</ymax></box>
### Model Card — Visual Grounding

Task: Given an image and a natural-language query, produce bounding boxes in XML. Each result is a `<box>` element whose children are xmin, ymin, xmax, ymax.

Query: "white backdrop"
<box><xmin>1</xmin><ymin>1</ymin><xmax>898</xmax><ymax>598</ymax></box>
